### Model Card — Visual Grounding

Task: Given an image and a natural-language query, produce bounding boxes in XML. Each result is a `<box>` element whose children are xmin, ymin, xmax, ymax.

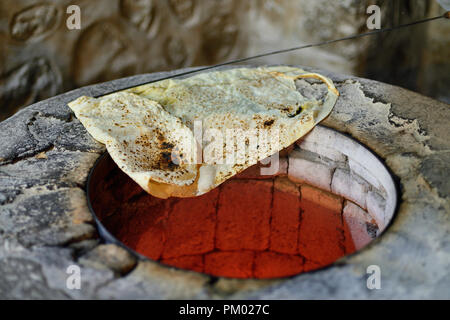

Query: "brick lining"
<box><xmin>93</xmin><ymin>159</ymin><xmax>373</xmax><ymax>279</ymax></box>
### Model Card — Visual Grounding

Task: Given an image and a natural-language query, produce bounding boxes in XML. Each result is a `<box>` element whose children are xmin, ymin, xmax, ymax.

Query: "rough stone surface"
<box><xmin>0</xmin><ymin>66</ymin><xmax>449</xmax><ymax>299</ymax></box>
<box><xmin>78</xmin><ymin>244</ymin><xmax>137</xmax><ymax>275</ymax></box>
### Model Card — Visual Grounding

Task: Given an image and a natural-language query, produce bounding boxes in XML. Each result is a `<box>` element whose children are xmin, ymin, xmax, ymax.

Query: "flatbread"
<box><xmin>68</xmin><ymin>66</ymin><xmax>339</xmax><ymax>198</ymax></box>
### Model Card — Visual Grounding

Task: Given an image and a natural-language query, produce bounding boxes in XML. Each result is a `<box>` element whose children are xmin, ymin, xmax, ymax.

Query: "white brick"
<box><xmin>288</xmin><ymin>151</ymin><xmax>334</xmax><ymax>191</ymax></box>
<box><xmin>297</xmin><ymin>140</ymin><xmax>346</xmax><ymax>162</ymax></box>
<box><xmin>296</xmin><ymin>125</ymin><xmax>398</xmax><ymax>227</ymax></box>
<box><xmin>331</xmin><ymin>168</ymin><xmax>368</xmax><ymax>209</ymax></box>
<box><xmin>343</xmin><ymin>202</ymin><xmax>373</xmax><ymax>250</ymax></box>
<box><xmin>343</xmin><ymin>201</ymin><xmax>371</xmax><ymax>223</ymax></box>
<box><xmin>301</xmin><ymin>125</ymin><xmax>340</xmax><ymax>146</ymax></box>
<box><xmin>348</xmin><ymin>158</ymin><xmax>382</xmax><ymax>190</ymax></box>
<box><xmin>366</xmin><ymin>191</ymin><xmax>386</xmax><ymax>231</ymax></box>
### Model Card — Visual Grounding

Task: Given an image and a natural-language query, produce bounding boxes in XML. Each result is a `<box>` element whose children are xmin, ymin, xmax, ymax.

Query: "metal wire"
<box><xmin>95</xmin><ymin>12</ymin><xmax>448</xmax><ymax>96</ymax></box>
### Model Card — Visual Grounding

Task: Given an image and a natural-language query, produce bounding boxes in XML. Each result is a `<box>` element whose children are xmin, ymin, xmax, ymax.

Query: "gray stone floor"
<box><xmin>0</xmin><ymin>66</ymin><xmax>449</xmax><ymax>299</ymax></box>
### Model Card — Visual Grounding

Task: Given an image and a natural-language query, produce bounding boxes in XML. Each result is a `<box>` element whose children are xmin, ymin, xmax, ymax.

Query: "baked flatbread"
<box><xmin>68</xmin><ymin>66</ymin><xmax>339</xmax><ymax>198</ymax></box>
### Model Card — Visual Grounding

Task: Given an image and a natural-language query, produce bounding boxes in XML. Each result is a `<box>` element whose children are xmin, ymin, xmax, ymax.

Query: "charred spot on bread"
<box><xmin>263</xmin><ymin>119</ymin><xmax>275</xmax><ymax>127</ymax></box>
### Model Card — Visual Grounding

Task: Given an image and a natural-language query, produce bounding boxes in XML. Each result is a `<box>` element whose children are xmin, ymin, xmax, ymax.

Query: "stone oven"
<box><xmin>0</xmin><ymin>66</ymin><xmax>448</xmax><ymax>299</ymax></box>
<box><xmin>88</xmin><ymin>125</ymin><xmax>396</xmax><ymax>279</ymax></box>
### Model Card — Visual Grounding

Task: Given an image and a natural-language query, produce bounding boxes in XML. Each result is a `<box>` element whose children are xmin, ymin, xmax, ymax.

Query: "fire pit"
<box><xmin>0</xmin><ymin>66</ymin><xmax>448</xmax><ymax>299</ymax></box>
<box><xmin>88</xmin><ymin>125</ymin><xmax>397</xmax><ymax>279</ymax></box>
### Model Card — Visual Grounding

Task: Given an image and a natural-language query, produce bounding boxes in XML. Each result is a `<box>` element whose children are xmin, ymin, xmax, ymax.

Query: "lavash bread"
<box><xmin>68</xmin><ymin>67</ymin><xmax>339</xmax><ymax>198</ymax></box>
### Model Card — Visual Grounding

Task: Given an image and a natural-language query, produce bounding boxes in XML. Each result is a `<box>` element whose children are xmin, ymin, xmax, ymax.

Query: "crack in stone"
<box><xmin>334</xmin><ymin>198</ymin><xmax>348</xmax><ymax>255</ymax></box>
<box><xmin>387</xmin><ymin>111</ymin><xmax>428</xmax><ymax>138</ymax></box>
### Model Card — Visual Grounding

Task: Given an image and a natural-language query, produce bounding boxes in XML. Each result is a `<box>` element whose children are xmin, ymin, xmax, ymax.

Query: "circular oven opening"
<box><xmin>88</xmin><ymin>125</ymin><xmax>398</xmax><ymax>279</ymax></box>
